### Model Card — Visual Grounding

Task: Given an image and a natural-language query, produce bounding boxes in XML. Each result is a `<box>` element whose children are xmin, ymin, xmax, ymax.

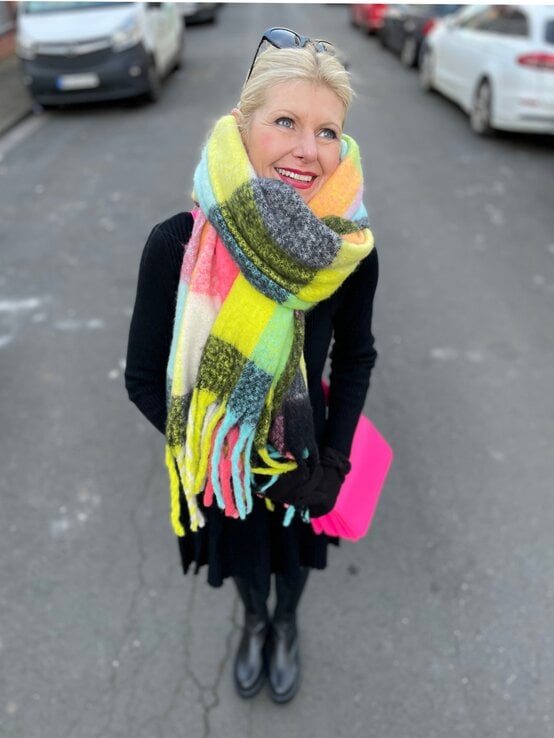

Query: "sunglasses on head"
<box><xmin>245</xmin><ymin>26</ymin><xmax>335</xmax><ymax>83</ymax></box>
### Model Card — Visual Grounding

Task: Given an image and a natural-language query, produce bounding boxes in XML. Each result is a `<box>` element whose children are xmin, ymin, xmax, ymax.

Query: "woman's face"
<box><xmin>242</xmin><ymin>80</ymin><xmax>345</xmax><ymax>204</ymax></box>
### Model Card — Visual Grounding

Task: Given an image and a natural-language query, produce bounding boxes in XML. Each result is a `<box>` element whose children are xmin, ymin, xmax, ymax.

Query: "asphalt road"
<box><xmin>1</xmin><ymin>4</ymin><xmax>553</xmax><ymax>738</ymax></box>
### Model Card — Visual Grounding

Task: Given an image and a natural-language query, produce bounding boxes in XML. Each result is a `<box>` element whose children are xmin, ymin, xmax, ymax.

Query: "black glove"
<box><xmin>262</xmin><ymin>447</ymin><xmax>351</xmax><ymax>518</ymax></box>
<box><xmin>262</xmin><ymin>460</ymin><xmax>323</xmax><ymax>508</ymax></box>
<box><xmin>307</xmin><ymin>446</ymin><xmax>352</xmax><ymax>519</ymax></box>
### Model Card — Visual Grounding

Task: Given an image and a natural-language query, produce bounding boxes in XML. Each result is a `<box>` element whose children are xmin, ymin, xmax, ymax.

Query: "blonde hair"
<box><xmin>236</xmin><ymin>44</ymin><xmax>353</xmax><ymax>134</ymax></box>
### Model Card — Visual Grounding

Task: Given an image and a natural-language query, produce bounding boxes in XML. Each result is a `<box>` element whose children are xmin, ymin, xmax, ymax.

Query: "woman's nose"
<box><xmin>293</xmin><ymin>131</ymin><xmax>318</xmax><ymax>162</ymax></box>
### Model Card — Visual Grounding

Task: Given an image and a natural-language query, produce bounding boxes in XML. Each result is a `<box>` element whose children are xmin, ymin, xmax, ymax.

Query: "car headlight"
<box><xmin>16</xmin><ymin>34</ymin><xmax>37</xmax><ymax>61</ymax></box>
<box><xmin>112</xmin><ymin>17</ymin><xmax>143</xmax><ymax>52</ymax></box>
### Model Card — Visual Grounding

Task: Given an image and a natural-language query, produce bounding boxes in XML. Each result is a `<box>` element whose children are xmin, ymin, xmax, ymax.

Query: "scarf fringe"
<box><xmin>166</xmin><ymin>391</ymin><xmax>302</xmax><ymax>535</ymax></box>
<box><xmin>166</xmin><ymin>445</ymin><xmax>205</xmax><ymax>535</ymax></box>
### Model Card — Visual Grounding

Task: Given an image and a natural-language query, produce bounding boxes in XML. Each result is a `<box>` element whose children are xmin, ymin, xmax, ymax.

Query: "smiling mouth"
<box><xmin>275</xmin><ymin>167</ymin><xmax>317</xmax><ymax>189</ymax></box>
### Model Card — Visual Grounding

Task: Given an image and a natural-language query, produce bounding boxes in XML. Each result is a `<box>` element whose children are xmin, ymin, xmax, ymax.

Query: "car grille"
<box><xmin>34</xmin><ymin>38</ymin><xmax>113</xmax><ymax>70</ymax></box>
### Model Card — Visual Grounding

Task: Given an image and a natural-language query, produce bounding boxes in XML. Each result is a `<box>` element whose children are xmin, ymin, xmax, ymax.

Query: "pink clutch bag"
<box><xmin>311</xmin><ymin>395</ymin><xmax>393</xmax><ymax>541</ymax></box>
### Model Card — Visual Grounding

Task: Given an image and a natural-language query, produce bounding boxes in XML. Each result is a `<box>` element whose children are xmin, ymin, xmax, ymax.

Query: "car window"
<box><xmin>490</xmin><ymin>8</ymin><xmax>529</xmax><ymax>37</ymax></box>
<box><xmin>457</xmin><ymin>8</ymin><xmax>493</xmax><ymax>30</ymax></box>
<box><xmin>460</xmin><ymin>6</ymin><xmax>529</xmax><ymax>37</ymax></box>
<box><xmin>545</xmin><ymin>19</ymin><xmax>554</xmax><ymax>44</ymax></box>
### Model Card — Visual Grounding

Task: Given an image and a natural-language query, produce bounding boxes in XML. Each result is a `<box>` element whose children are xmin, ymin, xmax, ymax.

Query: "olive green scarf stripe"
<box><xmin>196</xmin><ymin>336</ymin><xmax>246</xmax><ymax>395</ymax></box>
<box><xmin>321</xmin><ymin>215</ymin><xmax>366</xmax><ymax>235</ymax></box>
<box><xmin>166</xmin><ymin>396</ymin><xmax>189</xmax><ymax>448</ymax></box>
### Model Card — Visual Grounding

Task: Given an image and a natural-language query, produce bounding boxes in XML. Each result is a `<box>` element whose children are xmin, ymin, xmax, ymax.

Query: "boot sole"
<box><xmin>267</xmin><ymin>674</ymin><xmax>300</xmax><ymax>704</ymax></box>
<box><xmin>234</xmin><ymin>671</ymin><xmax>266</xmax><ymax>699</ymax></box>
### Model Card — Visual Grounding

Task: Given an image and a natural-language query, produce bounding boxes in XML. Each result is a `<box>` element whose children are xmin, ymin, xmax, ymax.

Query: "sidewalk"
<box><xmin>0</xmin><ymin>30</ymin><xmax>33</xmax><ymax>137</ymax></box>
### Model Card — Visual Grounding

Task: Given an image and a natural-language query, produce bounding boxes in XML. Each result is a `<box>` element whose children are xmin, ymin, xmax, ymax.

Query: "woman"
<box><xmin>125</xmin><ymin>27</ymin><xmax>379</xmax><ymax>704</ymax></box>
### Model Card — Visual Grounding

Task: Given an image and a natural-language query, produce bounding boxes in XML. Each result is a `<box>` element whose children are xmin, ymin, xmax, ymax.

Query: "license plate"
<box><xmin>56</xmin><ymin>73</ymin><xmax>100</xmax><ymax>91</ymax></box>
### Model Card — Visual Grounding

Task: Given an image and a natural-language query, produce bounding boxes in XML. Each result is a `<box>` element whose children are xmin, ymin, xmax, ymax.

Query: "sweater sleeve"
<box><xmin>125</xmin><ymin>213</ymin><xmax>193</xmax><ymax>434</ymax></box>
<box><xmin>325</xmin><ymin>247</ymin><xmax>379</xmax><ymax>456</ymax></box>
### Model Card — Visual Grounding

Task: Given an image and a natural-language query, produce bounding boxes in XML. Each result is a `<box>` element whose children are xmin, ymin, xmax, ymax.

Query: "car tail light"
<box><xmin>517</xmin><ymin>52</ymin><xmax>554</xmax><ymax>70</ymax></box>
<box><xmin>422</xmin><ymin>19</ymin><xmax>437</xmax><ymax>36</ymax></box>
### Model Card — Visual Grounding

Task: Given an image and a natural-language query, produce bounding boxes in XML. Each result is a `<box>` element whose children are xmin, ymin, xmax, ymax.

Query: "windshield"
<box><xmin>20</xmin><ymin>2</ymin><xmax>131</xmax><ymax>13</ymax></box>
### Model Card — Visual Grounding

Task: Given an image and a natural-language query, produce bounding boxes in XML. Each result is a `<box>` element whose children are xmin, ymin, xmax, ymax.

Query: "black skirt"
<box><xmin>177</xmin><ymin>495</ymin><xmax>338</xmax><ymax>593</ymax></box>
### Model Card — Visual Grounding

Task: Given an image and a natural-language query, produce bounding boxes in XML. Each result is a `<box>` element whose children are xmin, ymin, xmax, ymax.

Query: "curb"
<box><xmin>0</xmin><ymin>105</ymin><xmax>34</xmax><ymax>138</ymax></box>
<box><xmin>0</xmin><ymin>52</ymin><xmax>33</xmax><ymax>139</ymax></box>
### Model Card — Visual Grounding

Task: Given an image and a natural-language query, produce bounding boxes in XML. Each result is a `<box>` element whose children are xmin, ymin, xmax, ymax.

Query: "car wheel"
<box><xmin>145</xmin><ymin>59</ymin><xmax>161</xmax><ymax>103</ymax></box>
<box><xmin>401</xmin><ymin>35</ymin><xmax>418</xmax><ymax>68</ymax></box>
<box><xmin>470</xmin><ymin>80</ymin><xmax>494</xmax><ymax>136</ymax></box>
<box><xmin>418</xmin><ymin>46</ymin><xmax>434</xmax><ymax>91</ymax></box>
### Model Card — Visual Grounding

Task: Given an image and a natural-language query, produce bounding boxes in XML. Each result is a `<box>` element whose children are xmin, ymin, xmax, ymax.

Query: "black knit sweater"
<box><xmin>125</xmin><ymin>212</ymin><xmax>378</xmax><ymax>457</ymax></box>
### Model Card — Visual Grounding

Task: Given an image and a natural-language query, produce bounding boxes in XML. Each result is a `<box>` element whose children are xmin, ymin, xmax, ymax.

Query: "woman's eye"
<box><xmin>276</xmin><ymin>117</ymin><xmax>294</xmax><ymax>128</ymax></box>
<box><xmin>319</xmin><ymin>128</ymin><xmax>338</xmax><ymax>140</ymax></box>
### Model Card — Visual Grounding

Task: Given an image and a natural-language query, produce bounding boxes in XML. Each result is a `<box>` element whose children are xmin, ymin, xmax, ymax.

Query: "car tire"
<box><xmin>144</xmin><ymin>59</ymin><xmax>161</xmax><ymax>103</ymax></box>
<box><xmin>32</xmin><ymin>98</ymin><xmax>54</xmax><ymax>111</ymax></box>
<box><xmin>401</xmin><ymin>36</ymin><xmax>418</xmax><ymax>68</ymax></box>
<box><xmin>418</xmin><ymin>46</ymin><xmax>434</xmax><ymax>91</ymax></box>
<box><xmin>470</xmin><ymin>80</ymin><xmax>494</xmax><ymax>136</ymax></box>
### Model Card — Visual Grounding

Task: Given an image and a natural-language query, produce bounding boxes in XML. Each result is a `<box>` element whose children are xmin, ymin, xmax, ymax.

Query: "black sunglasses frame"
<box><xmin>244</xmin><ymin>26</ymin><xmax>334</xmax><ymax>83</ymax></box>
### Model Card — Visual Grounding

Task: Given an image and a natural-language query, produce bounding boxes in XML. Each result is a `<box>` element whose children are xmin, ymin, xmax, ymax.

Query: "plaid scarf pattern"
<box><xmin>165</xmin><ymin>115</ymin><xmax>374</xmax><ymax>536</ymax></box>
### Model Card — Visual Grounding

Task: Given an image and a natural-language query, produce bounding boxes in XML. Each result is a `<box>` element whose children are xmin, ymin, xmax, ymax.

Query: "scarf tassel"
<box><xmin>165</xmin><ymin>445</ymin><xmax>205</xmax><ymax>536</ymax></box>
<box><xmin>209</xmin><ymin>413</ymin><xmax>258</xmax><ymax>520</ymax></box>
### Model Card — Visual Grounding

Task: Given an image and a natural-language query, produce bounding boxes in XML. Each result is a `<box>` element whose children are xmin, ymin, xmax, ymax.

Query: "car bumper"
<box><xmin>494</xmin><ymin>86</ymin><xmax>554</xmax><ymax>135</ymax></box>
<box><xmin>186</xmin><ymin>7</ymin><xmax>216</xmax><ymax>24</ymax></box>
<box><xmin>368</xmin><ymin>18</ymin><xmax>385</xmax><ymax>31</ymax></box>
<box><xmin>20</xmin><ymin>44</ymin><xmax>152</xmax><ymax>104</ymax></box>
<box><xmin>496</xmin><ymin>116</ymin><xmax>554</xmax><ymax>135</ymax></box>
<box><xmin>180</xmin><ymin>2</ymin><xmax>217</xmax><ymax>24</ymax></box>
<box><xmin>495</xmin><ymin>105</ymin><xmax>554</xmax><ymax>135</ymax></box>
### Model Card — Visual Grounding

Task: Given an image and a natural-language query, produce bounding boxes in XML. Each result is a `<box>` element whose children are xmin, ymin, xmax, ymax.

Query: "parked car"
<box><xmin>379</xmin><ymin>4</ymin><xmax>460</xmax><ymax>68</ymax></box>
<box><xmin>419</xmin><ymin>4</ymin><xmax>554</xmax><ymax>135</ymax></box>
<box><xmin>176</xmin><ymin>3</ymin><xmax>219</xmax><ymax>26</ymax></box>
<box><xmin>350</xmin><ymin>4</ymin><xmax>388</xmax><ymax>36</ymax></box>
<box><xmin>16</xmin><ymin>1</ymin><xmax>184</xmax><ymax>106</ymax></box>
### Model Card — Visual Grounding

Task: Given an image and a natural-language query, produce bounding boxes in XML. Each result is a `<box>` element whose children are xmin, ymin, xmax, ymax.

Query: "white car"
<box><xmin>16</xmin><ymin>1</ymin><xmax>184</xmax><ymax>106</ymax></box>
<box><xmin>418</xmin><ymin>4</ymin><xmax>554</xmax><ymax>135</ymax></box>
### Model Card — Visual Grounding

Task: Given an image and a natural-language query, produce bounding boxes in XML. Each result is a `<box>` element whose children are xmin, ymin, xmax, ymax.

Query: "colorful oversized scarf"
<box><xmin>165</xmin><ymin>114</ymin><xmax>374</xmax><ymax>536</ymax></box>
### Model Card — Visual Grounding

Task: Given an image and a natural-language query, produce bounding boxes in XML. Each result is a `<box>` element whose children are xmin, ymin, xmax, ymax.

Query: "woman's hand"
<box><xmin>262</xmin><ymin>461</ymin><xmax>323</xmax><ymax>508</ymax></box>
<box><xmin>261</xmin><ymin>447</ymin><xmax>351</xmax><ymax>518</ymax></box>
<box><xmin>306</xmin><ymin>446</ymin><xmax>351</xmax><ymax>518</ymax></box>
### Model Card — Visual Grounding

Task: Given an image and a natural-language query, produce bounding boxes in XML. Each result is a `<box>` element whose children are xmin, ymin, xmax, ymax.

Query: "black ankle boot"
<box><xmin>267</xmin><ymin>569</ymin><xmax>309</xmax><ymax>704</ymax></box>
<box><xmin>233</xmin><ymin>578</ymin><xmax>269</xmax><ymax>698</ymax></box>
<box><xmin>267</xmin><ymin>614</ymin><xmax>300</xmax><ymax>703</ymax></box>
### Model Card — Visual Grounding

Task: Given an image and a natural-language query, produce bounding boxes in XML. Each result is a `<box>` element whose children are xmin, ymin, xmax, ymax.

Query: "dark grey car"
<box><xmin>378</xmin><ymin>4</ymin><xmax>460</xmax><ymax>68</ymax></box>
